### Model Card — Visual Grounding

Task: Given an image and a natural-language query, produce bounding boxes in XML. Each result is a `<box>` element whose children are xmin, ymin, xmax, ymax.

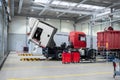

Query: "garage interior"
<box><xmin>0</xmin><ymin>0</ymin><xmax>120</xmax><ymax>80</ymax></box>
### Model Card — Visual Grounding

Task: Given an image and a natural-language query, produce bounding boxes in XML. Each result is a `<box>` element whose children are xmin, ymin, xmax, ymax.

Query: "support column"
<box><xmin>73</xmin><ymin>22</ymin><xmax>76</xmax><ymax>31</ymax></box>
<box><xmin>109</xmin><ymin>8</ymin><xmax>114</xmax><ymax>27</ymax></box>
<box><xmin>60</xmin><ymin>19</ymin><xmax>61</xmax><ymax>32</ymax></box>
<box><xmin>89</xmin><ymin>15</ymin><xmax>95</xmax><ymax>49</ymax></box>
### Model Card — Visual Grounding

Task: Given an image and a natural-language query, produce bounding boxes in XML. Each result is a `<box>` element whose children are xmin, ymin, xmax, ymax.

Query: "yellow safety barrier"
<box><xmin>18</xmin><ymin>54</ymin><xmax>33</xmax><ymax>56</ymax></box>
<box><xmin>20</xmin><ymin>58</ymin><xmax>41</xmax><ymax>61</ymax></box>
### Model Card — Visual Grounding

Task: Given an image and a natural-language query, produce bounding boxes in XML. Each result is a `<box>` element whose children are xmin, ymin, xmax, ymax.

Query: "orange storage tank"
<box><xmin>69</xmin><ymin>31</ymin><xmax>86</xmax><ymax>49</ymax></box>
<box><xmin>97</xmin><ymin>28</ymin><xmax>120</xmax><ymax>50</ymax></box>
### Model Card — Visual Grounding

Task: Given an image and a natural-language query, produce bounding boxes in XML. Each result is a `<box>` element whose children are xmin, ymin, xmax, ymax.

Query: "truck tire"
<box><xmin>43</xmin><ymin>53</ymin><xmax>49</xmax><ymax>59</ymax></box>
<box><xmin>55</xmin><ymin>50</ymin><xmax>62</xmax><ymax>60</ymax></box>
<box><xmin>42</xmin><ymin>48</ymin><xmax>49</xmax><ymax>59</ymax></box>
<box><xmin>87</xmin><ymin>49</ymin><xmax>96</xmax><ymax>62</ymax></box>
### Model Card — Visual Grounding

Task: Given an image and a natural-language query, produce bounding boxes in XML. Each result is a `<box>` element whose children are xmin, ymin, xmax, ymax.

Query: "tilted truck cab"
<box><xmin>28</xmin><ymin>19</ymin><xmax>57</xmax><ymax>48</ymax></box>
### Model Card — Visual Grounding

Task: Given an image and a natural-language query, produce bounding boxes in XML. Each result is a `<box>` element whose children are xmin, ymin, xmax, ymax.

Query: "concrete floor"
<box><xmin>0</xmin><ymin>52</ymin><xmax>118</xmax><ymax>80</ymax></box>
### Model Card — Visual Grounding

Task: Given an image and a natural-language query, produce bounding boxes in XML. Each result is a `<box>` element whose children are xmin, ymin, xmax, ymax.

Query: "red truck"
<box><xmin>28</xmin><ymin>19</ymin><xmax>96</xmax><ymax>61</ymax></box>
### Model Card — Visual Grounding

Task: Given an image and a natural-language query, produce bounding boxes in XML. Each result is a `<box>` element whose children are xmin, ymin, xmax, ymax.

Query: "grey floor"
<box><xmin>0</xmin><ymin>52</ymin><xmax>119</xmax><ymax>80</ymax></box>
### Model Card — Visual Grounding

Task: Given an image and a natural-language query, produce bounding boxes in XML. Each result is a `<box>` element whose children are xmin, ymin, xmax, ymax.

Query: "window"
<box><xmin>33</xmin><ymin>27</ymin><xmax>43</xmax><ymax>41</ymax></box>
<box><xmin>81</xmin><ymin>36</ymin><xmax>86</xmax><ymax>41</ymax></box>
<box><xmin>79</xmin><ymin>34</ymin><xmax>86</xmax><ymax>41</ymax></box>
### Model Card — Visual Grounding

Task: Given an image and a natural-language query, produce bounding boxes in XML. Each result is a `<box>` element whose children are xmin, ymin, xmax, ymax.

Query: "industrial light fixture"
<box><xmin>66</xmin><ymin>20</ymin><xmax>70</xmax><ymax>22</ymax></box>
<box><xmin>34</xmin><ymin>0</ymin><xmax>41</xmax><ymax>2</ymax></box>
<box><xmin>47</xmin><ymin>18</ymin><xmax>50</xmax><ymax>20</ymax></box>
<box><xmin>52</xmin><ymin>0</ymin><xmax>76</xmax><ymax>7</ymax></box>
<box><xmin>31</xmin><ymin>9</ymin><xmax>34</xmax><ymax>12</ymax></box>
<box><xmin>34</xmin><ymin>0</ymin><xmax>49</xmax><ymax>3</ymax></box>
<box><xmin>56</xmin><ymin>12</ymin><xmax>59</xmax><ymax>14</ymax></box>
<box><xmin>77</xmin><ymin>4</ymin><xmax>105</xmax><ymax>11</ymax></box>
<box><xmin>79</xmin><ymin>14</ymin><xmax>82</xmax><ymax>16</ymax></box>
<box><xmin>0</xmin><ymin>1</ymin><xmax>1</xmax><ymax>6</ymax></box>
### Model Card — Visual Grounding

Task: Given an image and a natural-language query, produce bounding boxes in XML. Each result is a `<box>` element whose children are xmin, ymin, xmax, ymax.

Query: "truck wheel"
<box><xmin>56</xmin><ymin>51</ymin><xmax>62</xmax><ymax>60</ymax></box>
<box><xmin>87</xmin><ymin>49</ymin><xmax>96</xmax><ymax>62</ymax></box>
<box><xmin>43</xmin><ymin>53</ymin><xmax>49</xmax><ymax>59</ymax></box>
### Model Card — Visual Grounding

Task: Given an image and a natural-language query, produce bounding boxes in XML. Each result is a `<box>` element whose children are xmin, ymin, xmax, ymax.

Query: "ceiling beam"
<box><xmin>16</xmin><ymin>13</ymin><xmax>74</xmax><ymax>20</ymax></box>
<box><xmin>10</xmin><ymin>0</ymin><xmax>14</xmax><ymax>17</ymax></box>
<box><xmin>50</xmin><ymin>8</ymin><xmax>92</xmax><ymax>15</ymax></box>
<box><xmin>107</xmin><ymin>0</ymin><xmax>120</xmax><ymax>8</ymax></box>
<box><xmin>18</xmin><ymin>0</ymin><xmax>23</xmax><ymax>14</ymax></box>
<box><xmin>32</xmin><ymin>6</ymin><xmax>93</xmax><ymax>15</ymax></box>
<box><xmin>95</xmin><ymin>2</ymin><xmax>120</xmax><ymax>14</ymax></box>
<box><xmin>38</xmin><ymin>0</ymin><xmax>54</xmax><ymax>16</ymax></box>
<box><xmin>57</xmin><ymin>0</ymin><xmax>88</xmax><ymax>17</ymax></box>
<box><xmin>75</xmin><ymin>15</ymin><xmax>90</xmax><ymax>23</ymax></box>
<box><xmin>0</xmin><ymin>1</ymin><xmax>1</xmax><ymax>6</ymax></box>
<box><xmin>107</xmin><ymin>3</ymin><xmax>120</xmax><ymax>8</ymax></box>
<box><xmin>84</xmin><ymin>1</ymin><xmax>110</xmax><ymax>7</ymax></box>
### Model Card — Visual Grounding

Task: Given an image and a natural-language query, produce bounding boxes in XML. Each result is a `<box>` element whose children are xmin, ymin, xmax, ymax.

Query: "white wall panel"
<box><xmin>61</xmin><ymin>20</ymin><xmax>74</xmax><ymax>32</ymax></box>
<box><xmin>76</xmin><ymin>22</ymin><xmax>89</xmax><ymax>34</ymax></box>
<box><xmin>44</xmin><ymin>19</ymin><xmax>60</xmax><ymax>31</ymax></box>
<box><xmin>9</xmin><ymin>16</ymin><xmax>27</xmax><ymax>34</ymax></box>
<box><xmin>43</xmin><ymin>19</ymin><xmax>74</xmax><ymax>32</ymax></box>
<box><xmin>0</xmin><ymin>8</ymin><xmax>3</xmax><ymax>57</ymax></box>
<box><xmin>8</xmin><ymin>34</ymin><xmax>26</xmax><ymax>51</ymax></box>
<box><xmin>113</xmin><ymin>22</ymin><xmax>120</xmax><ymax>30</ymax></box>
<box><xmin>86</xmin><ymin>35</ymin><xmax>97</xmax><ymax>49</ymax></box>
<box><xmin>54</xmin><ymin>32</ymin><xmax>69</xmax><ymax>46</ymax></box>
<box><xmin>93</xmin><ymin>25</ymin><xmax>101</xmax><ymax>36</ymax></box>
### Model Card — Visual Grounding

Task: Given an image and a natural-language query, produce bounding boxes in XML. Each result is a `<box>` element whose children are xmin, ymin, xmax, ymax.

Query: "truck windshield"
<box><xmin>79</xmin><ymin>34</ymin><xmax>86</xmax><ymax>41</ymax></box>
<box><xmin>81</xmin><ymin>36</ymin><xmax>86</xmax><ymax>41</ymax></box>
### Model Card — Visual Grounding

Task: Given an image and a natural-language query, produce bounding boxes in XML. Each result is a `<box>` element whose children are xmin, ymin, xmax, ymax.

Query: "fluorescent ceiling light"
<box><xmin>114</xmin><ymin>15</ymin><xmax>120</xmax><ymax>18</ymax></box>
<box><xmin>77</xmin><ymin>4</ymin><xmax>105</xmax><ymax>10</ymax></box>
<box><xmin>52</xmin><ymin>1</ymin><xmax>76</xmax><ymax>7</ymax></box>
<box><xmin>59</xmin><ymin>2</ymin><xmax>69</xmax><ymax>6</ymax></box>
<box><xmin>52</xmin><ymin>1</ymin><xmax>60</xmax><ymax>5</ymax></box>
<box><xmin>66</xmin><ymin>20</ymin><xmax>70</xmax><ymax>22</ymax></box>
<box><xmin>56</xmin><ymin>12</ymin><xmax>60</xmax><ymax>14</ymax></box>
<box><xmin>34</xmin><ymin>0</ymin><xmax>49</xmax><ymax>4</ymax></box>
<box><xmin>31</xmin><ymin>9</ymin><xmax>34</xmax><ymax>12</ymax></box>
<box><xmin>47</xmin><ymin>18</ymin><xmax>50</xmax><ymax>20</ymax></box>
<box><xmin>0</xmin><ymin>1</ymin><xmax>1</xmax><ymax>6</ymax></box>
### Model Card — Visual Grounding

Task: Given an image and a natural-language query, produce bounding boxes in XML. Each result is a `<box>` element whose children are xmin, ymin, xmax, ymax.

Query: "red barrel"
<box><xmin>62</xmin><ymin>52</ymin><xmax>72</xmax><ymax>64</ymax></box>
<box><xmin>72</xmin><ymin>51</ymin><xmax>80</xmax><ymax>63</ymax></box>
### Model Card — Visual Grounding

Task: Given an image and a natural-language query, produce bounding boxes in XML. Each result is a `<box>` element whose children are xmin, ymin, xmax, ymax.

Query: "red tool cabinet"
<box><xmin>72</xmin><ymin>51</ymin><xmax>80</xmax><ymax>63</ymax></box>
<box><xmin>62</xmin><ymin>52</ymin><xmax>72</xmax><ymax>64</ymax></box>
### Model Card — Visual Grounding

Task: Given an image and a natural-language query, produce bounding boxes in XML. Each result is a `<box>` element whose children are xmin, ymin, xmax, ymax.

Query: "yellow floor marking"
<box><xmin>8</xmin><ymin>71</ymin><xmax>112</xmax><ymax>80</ymax></box>
<box><xmin>2</xmin><ymin>63</ymin><xmax>109</xmax><ymax>70</ymax></box>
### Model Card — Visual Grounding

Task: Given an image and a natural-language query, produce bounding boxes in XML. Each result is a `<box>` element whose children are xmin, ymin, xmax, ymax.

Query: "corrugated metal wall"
<box><xmin>0</xmin><ymin>4</ymin><xmax>4</xmax><ymax>58</ymax></box>
<box><xmin>0</xmin><ymin>1</ymin><xmax>9</xmax><ymax>66</ymax></box>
